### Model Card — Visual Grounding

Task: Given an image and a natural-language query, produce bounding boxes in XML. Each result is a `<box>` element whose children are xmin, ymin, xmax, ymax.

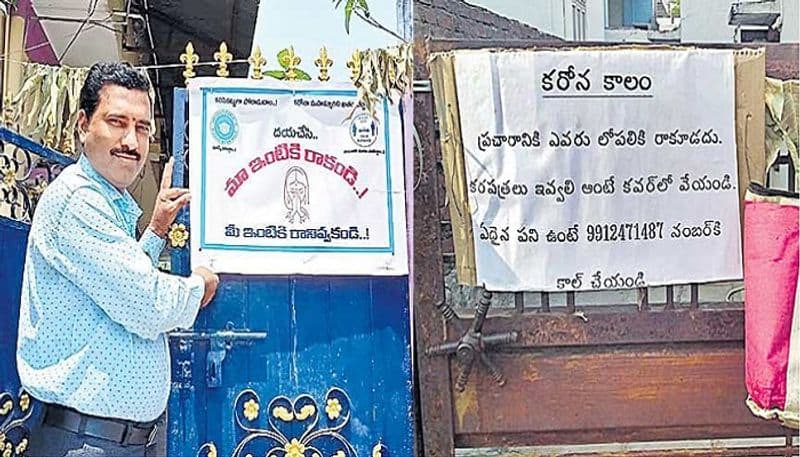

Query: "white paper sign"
<box><xmin>453</xmin><ymin>49</ymin><xmax>742</xmax><ymax>291</ymax></box>
<box><xmin>188</xmin><ymin>78</ymin><xmax>408</xmax><ymax>276</ymax></box>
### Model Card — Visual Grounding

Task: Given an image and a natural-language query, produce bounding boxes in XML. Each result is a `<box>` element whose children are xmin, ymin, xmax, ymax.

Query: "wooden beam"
<box><xmin>457</xmin><ymin>445</ymin><xmax>798</xmax><ymax>457</ymax></box>
<box><xmin>449</xmin><ymin>308</ymin><xmax>745</xmax><ymax>348</ymax></box>
<box><xmin>424</xmin><ymin>41</ymin><xmax>798</xmax><ymax>80</ymax></box>
<box><xmin>450</xmin><ymin>348</ymin><xmax>786</xmax><ymax>445</ymax></box>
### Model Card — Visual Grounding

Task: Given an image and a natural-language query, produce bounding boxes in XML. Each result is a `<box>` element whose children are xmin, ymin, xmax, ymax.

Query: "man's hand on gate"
<box><xmin>148</xmin><ymin>158</ymin><xmax>190</xmax><ymax>238</ymax></box>
<box><xmin>193</xmin><ymin>267</ymin><xmax>219</xmax><ymax>308</ymax></box>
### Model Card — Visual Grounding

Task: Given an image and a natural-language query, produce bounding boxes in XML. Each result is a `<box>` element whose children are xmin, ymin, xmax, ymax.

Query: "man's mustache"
<box><xmin>110</xmin><ymin>148</ymin><xmax>142</xmax><ymax>160</ymax></box>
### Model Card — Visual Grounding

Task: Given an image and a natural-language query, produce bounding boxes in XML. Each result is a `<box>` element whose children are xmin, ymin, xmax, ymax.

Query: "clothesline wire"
<box><xmin>57</xmin><ymin>0</ymin><xmax>103</xmax><ymax>63</ymax></box>
<box><xmin>0</xmin><ymin>55</ymin><xmax>256</xmax><ymax>71</ymax></box>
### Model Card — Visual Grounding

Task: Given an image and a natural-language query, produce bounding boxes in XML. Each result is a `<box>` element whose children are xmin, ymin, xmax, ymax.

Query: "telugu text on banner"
<box><xmin>453</xmin><ymin>49</ymin><xmax>741</xmax><ymax>291</ymax></box>
<box><xmin>188</xmin><ymin>79</ymin><xmax>408</xmax><ymax>276</ymax></box>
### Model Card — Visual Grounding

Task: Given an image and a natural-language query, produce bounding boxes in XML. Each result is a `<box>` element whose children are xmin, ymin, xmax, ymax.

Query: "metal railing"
<box><xmin>0</xmin><ymin>126</ymin><xmax>75</xmax><ymax>223</ymax></box>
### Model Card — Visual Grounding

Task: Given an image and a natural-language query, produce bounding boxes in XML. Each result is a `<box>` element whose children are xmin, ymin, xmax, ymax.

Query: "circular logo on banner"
<box><xmin>211</xmin><ymin>110</ymin><xmax>238</xmax><ymax>144</ymax></box>
<box><xmin>349</xmin><ymin>112</ymin><xmax>379</xmax><ymax>148</ymax></box>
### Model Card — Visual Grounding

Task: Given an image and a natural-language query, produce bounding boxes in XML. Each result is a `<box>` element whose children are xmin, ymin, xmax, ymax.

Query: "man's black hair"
<box><xmin>79</xmin><ymin>62</ymin><xmax>151</xmax><ymax>119</ymax></box>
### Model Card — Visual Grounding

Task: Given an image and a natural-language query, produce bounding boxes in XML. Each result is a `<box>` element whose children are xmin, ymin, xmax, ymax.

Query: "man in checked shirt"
<box><xmin>16</xmin><ymin>62</ymin><xmax>219</xmax><ymax>457</ymax></box>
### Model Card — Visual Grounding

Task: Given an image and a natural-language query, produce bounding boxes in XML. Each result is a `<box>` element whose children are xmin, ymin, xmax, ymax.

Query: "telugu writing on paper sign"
<box><xmin>453</xmin><ymin>49</ymin><xmax>742</xmax><ymax>292</ymax></box>
<box><xmin>188</xmin><ymin>80</ymin><xmax>408</xmax><ymax>276</ymax></box>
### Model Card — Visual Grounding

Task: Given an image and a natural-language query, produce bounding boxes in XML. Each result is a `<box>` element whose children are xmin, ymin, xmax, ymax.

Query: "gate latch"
<box><xmin>426</xmin><ymin>289</ymin><xmax>518</xmax><ymax>392</ymax></box>
<box><xmin>169</xmin><ymin>322</ymin><xmax>267</xmax><ymax>388</ymax></box>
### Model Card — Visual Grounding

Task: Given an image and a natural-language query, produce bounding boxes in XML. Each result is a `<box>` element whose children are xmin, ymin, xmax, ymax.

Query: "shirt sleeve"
<box><xmin>178</xmin><ymin>273</ymin><xmax>206</xmax><ymax>329</ymax></box>
<box><xmin>138</xmin><ymin>227</ymin><xmax>166</xmax><ymax>267</ymax></box>
<box><xmin>51</xmin><ymin>187</ymin><xmax>205</xmax><ymax>340</ymax></box>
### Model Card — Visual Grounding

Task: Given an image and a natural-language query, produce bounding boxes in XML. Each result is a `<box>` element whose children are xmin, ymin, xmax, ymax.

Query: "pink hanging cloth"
<box><xmin>743</xmin><ymin>182</ymin><xmax>799</xmax><ymax>429</ymax></box>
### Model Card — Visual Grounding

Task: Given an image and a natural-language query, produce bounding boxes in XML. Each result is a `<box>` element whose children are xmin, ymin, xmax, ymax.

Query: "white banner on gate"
<box><xmin>188</xmin><ymin>78</ymin><xmax>408</xmax><ymax>276</ymax></box>
<box><xmin>453</xmin><ymin>49</ymin><xmax>742</xmax><ymax>291</ymax></box>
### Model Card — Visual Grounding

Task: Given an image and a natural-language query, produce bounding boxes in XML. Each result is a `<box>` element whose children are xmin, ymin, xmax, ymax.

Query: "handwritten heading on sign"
<box><xmin>453</xmin><ymin>49</ymin><xmax>742</xmax><ymax>292</ymax></box>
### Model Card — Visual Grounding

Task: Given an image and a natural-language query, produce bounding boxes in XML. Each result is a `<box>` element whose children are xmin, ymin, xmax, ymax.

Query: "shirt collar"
<box><xmin>78</xmin><ymin>154</ymin><xmax>143</xmax><ymax>218</ymax></box>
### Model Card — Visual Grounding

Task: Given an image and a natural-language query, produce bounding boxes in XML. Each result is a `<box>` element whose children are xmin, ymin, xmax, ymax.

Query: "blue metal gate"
<box><xmin>0</xmin><ymin>215</ymin><xmax>36</xmax><ymax>457</ymax></box>
<box><xmin>169</xmin><ymin>87</ymin><xmax>413</xmax><ymax>457</ymax></box>
<box><xmin>0</xmin><ymin>87</ymin><xmax>413</xmax><ymax>456</ymax></box>
<box><xmin>0</xmin><ymin>127</ymin><xmax>75</xmax><ymax>456</ymax></box>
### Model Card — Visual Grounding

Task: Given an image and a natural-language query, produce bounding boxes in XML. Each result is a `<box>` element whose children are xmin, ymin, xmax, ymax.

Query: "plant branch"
<box><xmin>333</xmin><ymin>0</ymin><xmax>407</xmax><ymax>44</ymax></box>
<box><xmin>354</xmin><ymin>9</ymin><xmax>407</xmax><ymax>43</ymax></box>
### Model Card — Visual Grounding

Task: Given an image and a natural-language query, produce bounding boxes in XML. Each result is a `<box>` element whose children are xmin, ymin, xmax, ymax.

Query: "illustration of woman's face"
<box><xmin>287</xmin><ymin>175</ymin><xmax>307</xmax><ymax>200</ymax></box>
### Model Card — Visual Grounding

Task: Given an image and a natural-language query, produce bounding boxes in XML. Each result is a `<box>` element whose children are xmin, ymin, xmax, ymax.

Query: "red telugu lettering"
<box><xmin>227</xmin><ymin>144</ymin><xmax>366</xmax><ymax>197</ymax></box>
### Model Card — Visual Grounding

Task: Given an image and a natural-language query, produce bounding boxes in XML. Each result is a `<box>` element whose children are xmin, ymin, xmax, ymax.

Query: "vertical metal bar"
<box><xmin>170</xmin><ymin>88</ymin><xmax>190</xmax><ymax>277</ymax></box>
<box><xmin>690</xmin><ymin>283</ymin><xmax>699</xmax><ymax>309</ymax></box>
<box><xmin>788</xmin><ymin>158</ymin><xmax>796</xmax><ymax>193</ymax></box>
<box><xmin>566</xmin><ymin>292</ymin><xmax>576</xmax><ymax>313</ymax></box>
<box><xmin>414</xmin><ymin>89</ymin><xmax>455</xmax><ymax>455</ymax></box>
<box><xmin>638</xmin><ymin>287</ymin><xmax>649</xmax><ymax>311</ymax></box>
<box><xmin>540</xmin><ymin>292</ymin><xmax>550</xmax><ymax>313</ymax></box>
<box><xmin>514</xmin><ymin>292</ymin><xmax>524</xmax><ymax>314</ymax></box>
<box><xmin>665</xmin><ymin>285</ymin><xmax>675</xmax><ymax>310</ymax></box>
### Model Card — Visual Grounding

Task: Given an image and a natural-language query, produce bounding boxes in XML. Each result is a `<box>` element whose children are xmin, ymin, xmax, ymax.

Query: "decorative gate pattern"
<box><xmin>195</xmin><ymin>387</ymin><xmax>389</xmax><ymax>457</ymax></box>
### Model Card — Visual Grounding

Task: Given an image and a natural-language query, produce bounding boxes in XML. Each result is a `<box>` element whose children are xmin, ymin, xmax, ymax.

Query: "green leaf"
<box><xmin>293</xmin><ymin>69</ymin><xmax>313</xmax><ymax>81</ymax></box>
<box><xmin>670</xmin><ymin>0</ymin><xmax>680</xmax><ymax>16</ymax></box>
<box><xmin>276</xmin><ymin>49</ymin><xmax>291</xmax><ymax>70</ymax></box>
<box><xmin>263</xmin><ymin>69</ymin><xmax>310</xmax><ymax>81</ymax></box>
<box><xmin>344</xmin><ymin>0</ymin><xmax>355</xmax><ymax>34</ymax></box>
<box><xmin>265</xmin><ymin>70</ymin><xmax>286</xmax><ymax>80</ymax></box>
<box><xmin>357</xmin><ymin>0</ymin><xmax>368</xmax><ymax>12</ymax></box>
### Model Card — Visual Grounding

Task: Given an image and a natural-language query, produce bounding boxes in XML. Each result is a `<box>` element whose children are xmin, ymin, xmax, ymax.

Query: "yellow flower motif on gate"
<box><xmin>29</xmin><ymin>180</ymin><xmax>48</xmax><ymax>198</ymax></box>
<box><xmin>19</xmin><ymin>392</ymin><xmax>30</xmax><ymax>411</ymax></box>
<box><xmin>1</xmin><ymin>167</ymin><xmax>15</xmax><ymax>187</ymax></box>
<box><xmin>295</xmin><ymin>404</ymin><xmax>316</xmax><ymax>421</ymax></box>
<box><xmin>272</xmin><ymin>406</ymin><xmax>294</xmax><ymax>422</ymax></box>
<box><xmin>333</xmin><ymin>451</ymin><xmax>346</xmax><ymax>457</ymax></box>
<box><xmin>15</xmin><ymin>438</ymin><xmax>27</xmax><ymax>455</ymax></box>
<box><xmin>325</xmin><ymin>398</ymin><xmax>342</xmax><ymax>420</ymax></box>
<box><xmin>0</xmin><ymin>400</ymin><xmax>12</xmax><ymax>415</ymax></box>
<box><xmin>168</xmin><ymin>223</ymin><xmax>189</xmax><ymax>248</ymax></box>
<box><xmin>284</xmin><ymin>438</ymin><xmax>306</xmax><ymax>457</ymax></box>
<box><xmin>243</xmin><ymin>399</ymin><xmax>260</xmax><ymax>421</ymax></box>
<box><xmin>2</xmin><ymin>442</ymin><xmax>11</xmax><ymax>457</ymax></box>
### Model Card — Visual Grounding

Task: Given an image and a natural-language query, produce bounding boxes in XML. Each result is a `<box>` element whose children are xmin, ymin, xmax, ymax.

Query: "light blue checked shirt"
<box><xmin>17</xmin><ymin>154</ymin><xmax>204</xmax><ymax>422</ymax></box>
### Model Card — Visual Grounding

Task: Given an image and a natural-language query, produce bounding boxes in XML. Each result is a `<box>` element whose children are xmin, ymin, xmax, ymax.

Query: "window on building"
<box><xmin>606</xmin><ymin>0</ymin><xmax>652</xmax><ymax>28</ymax></box>
<box><xmin>607</xmin><ymin>0</ymin><xmax>623</xmax><ymax>28</ymax></box>
<box><xmin>740</xmin><ymin>27</ymin><xmax>780</xmax><ymax>43</ymax></box>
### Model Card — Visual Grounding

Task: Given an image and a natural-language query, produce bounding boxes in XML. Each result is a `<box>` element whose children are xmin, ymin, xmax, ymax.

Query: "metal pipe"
<box><xmin>33</xmin><ymin>13</ymin><xmax>130</xmax><ymax>23</ymax></box>
<box><xmin>35</xmin><ymin>14</ymin><xmax>118</xmax><ymax>32</ymax></box>
<box><xmin>1</xmin><ymin>1</ymin><xmax>11</xmax><ymax>110</ymax></box>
